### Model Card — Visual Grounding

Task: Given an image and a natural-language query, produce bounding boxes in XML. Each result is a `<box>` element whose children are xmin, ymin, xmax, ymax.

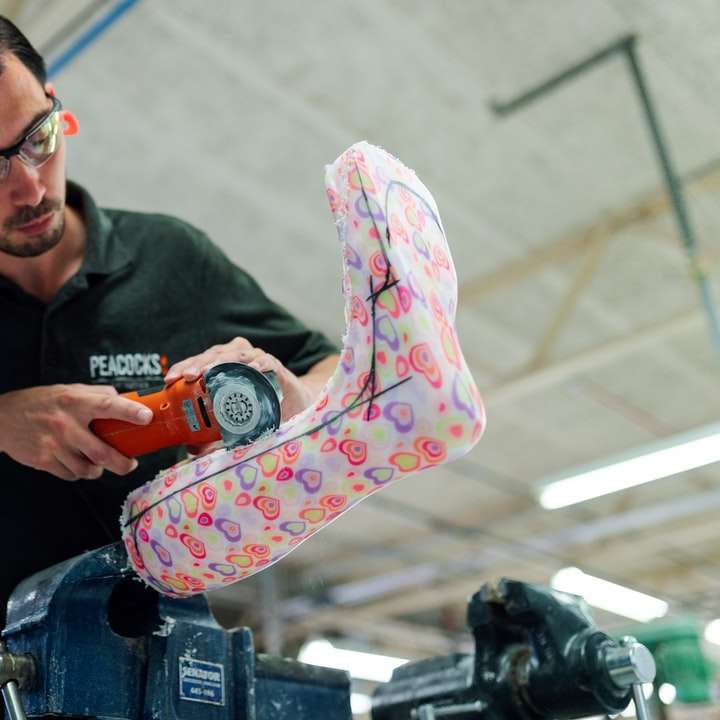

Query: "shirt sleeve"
<box><xmin>197</xmin><ymin>234</ymin><xmax>339</xmax><ymax>376</ymax></box>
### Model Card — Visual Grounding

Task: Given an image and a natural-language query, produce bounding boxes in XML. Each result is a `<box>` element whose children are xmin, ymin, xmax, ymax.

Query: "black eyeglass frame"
<box><xmin>0</xmin><ymin>95</ymin><xmax>63</xmax><ymax>164</ymax></box>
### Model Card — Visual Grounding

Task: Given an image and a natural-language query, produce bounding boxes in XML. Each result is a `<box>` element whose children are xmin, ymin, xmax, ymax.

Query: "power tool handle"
<box><xmin>91</xmin><ymin>383</ymin><xmax>220</xmax><ymax>458</ymax></box>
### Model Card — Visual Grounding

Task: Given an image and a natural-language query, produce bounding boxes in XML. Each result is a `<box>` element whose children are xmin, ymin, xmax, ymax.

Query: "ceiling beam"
<box><xmin>526</xmin><ymin>230</ymin><xmax>612</xmax><ymax>369</ymax></box>
<box><xmin>459</xmin><ymin>164</ymin><xmax>720</xmax><ymax>303</ymax></box>
<box><xmin>288</xmin><ymin>614</ymin><xmax>462</xmax><ymax>659</ymax></box>
<box><xmin>284</xmin><ymin>481</ymin><xmax>720</xmax><ymax>627</ymax></box>
<box><xmin>482</xmin><ymin>306</ymin><xmax>704</xmax><ymax>406</ymax></box>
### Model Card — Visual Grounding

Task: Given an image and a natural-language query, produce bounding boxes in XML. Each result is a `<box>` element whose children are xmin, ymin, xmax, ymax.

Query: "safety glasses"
<box><xmin>0</xmin><ymin>95</ymin><xmax>62</xmax><ymax>182</ymax></box>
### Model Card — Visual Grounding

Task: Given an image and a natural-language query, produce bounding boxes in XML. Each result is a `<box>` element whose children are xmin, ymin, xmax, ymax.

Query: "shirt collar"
<box><xmin>68</xmin><ymin>179</ymin><xmax>132</xmax><ymax>278</ymax></box>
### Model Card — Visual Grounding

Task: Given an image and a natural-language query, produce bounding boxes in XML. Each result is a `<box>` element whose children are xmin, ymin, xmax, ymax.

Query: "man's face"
<box><xmin>0</xmin><ymin>52</ymin><xmax>66</xmax><ymax>258</ymax></box>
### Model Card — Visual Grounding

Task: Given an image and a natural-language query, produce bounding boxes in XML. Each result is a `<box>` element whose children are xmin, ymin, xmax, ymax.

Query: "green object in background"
<box><xmin>619</xmin><ymin>619</ymin><xmax>716</xmax><ymax>704</ymax></box>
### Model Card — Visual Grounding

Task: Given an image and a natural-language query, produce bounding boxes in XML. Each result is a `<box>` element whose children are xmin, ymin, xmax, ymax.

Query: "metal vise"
<box><xmin>0</xmin><ymin>544</ymin><xmax>657</xmax><ymax>720</ymax></box>
<box><xmin>0</xmin><ymin>542</ymin><xmax>349</xmax><ymax>719</ymax></box>
<box><xmin>371</xmin><ymin>578</ymin><xmax>656</xmax><ymax>719</ymax></box>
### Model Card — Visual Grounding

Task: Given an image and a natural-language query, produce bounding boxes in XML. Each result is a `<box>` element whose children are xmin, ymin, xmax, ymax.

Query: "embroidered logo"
<box><xmin>89</xmin><ymin>352</ymin><xmax>169</xmax><ymax>381</ymax></box>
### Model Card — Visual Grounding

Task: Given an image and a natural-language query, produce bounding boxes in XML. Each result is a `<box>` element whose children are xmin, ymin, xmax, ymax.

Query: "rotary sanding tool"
<box><xmin>91</xmin><ymin>363</ymin><xmax>283</xmax><ymax>457</ymax></box>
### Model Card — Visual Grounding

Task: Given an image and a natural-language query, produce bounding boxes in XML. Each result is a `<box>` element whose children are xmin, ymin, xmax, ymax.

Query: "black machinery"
<box><xmin>373</xmin><ymin>578</ymin><xmax>655</xmax><ymax>720</ymax></box>
<box><xmin>1</xmin><ymin>543</ymin><xmax>655</xmax><ymax>719</ymax></box>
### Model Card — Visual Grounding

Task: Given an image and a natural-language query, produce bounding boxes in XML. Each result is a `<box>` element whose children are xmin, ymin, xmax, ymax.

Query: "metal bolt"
<box><xmin>604</xmin><ymin>636</ymin><xmax>656</xmax><ymax>688</ymax></box>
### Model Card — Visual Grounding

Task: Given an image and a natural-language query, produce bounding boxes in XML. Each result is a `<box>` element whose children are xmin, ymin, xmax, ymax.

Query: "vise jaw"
<box><xmin>1</xmin><ymin>542</ymin><xmax>349</xmax><ymax>720</ymax></box>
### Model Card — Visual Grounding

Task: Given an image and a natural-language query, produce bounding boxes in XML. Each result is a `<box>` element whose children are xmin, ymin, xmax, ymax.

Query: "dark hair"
<box><xmin>0</xmin><ymin>15</ymin><xmax>46</xmax><ymax>87</ymax></box>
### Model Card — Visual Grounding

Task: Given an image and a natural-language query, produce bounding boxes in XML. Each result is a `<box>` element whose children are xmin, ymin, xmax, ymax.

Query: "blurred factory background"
<box><xmin>3</xmin><ymin>0</ymin><xmax>720</xmax><ymax>717</ymax></box>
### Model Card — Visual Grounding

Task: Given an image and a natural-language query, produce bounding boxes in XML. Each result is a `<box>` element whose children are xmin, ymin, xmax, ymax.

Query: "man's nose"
<box><xmin>9</xmin><ymin>157</ymin><xmax>46</xmax><ymax>207</ymax></box>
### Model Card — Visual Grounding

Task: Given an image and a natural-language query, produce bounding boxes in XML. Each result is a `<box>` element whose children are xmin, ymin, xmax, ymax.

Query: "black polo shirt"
<box><xmin>0</xmin><ymin>181</ymin><xmax>337</xmax><ymax>620</ymax></box>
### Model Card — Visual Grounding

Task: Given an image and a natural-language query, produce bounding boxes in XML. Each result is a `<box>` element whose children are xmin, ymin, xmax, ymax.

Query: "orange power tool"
<box><xmin>91</xmin><ymin>363</ymin><xmax>283</xmax><ymax>458</ymax></box>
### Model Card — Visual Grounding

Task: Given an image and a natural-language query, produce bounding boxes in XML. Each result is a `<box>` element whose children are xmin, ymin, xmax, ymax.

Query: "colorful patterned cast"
<box><xmin>121</xmin><ymin>142</ymin><xmax>486</xmax><ymax>597</ymax></box>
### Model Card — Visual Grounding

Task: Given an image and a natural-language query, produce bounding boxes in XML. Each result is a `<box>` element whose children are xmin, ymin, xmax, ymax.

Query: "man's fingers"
<box><xmin>237</xmin><ymin>348</ymin><xmax>262</xmax><ymax>360</ymax></box>
<box><xmin>54</xmin><ymin>448</ymin><xmax>102</xmax><ymax>481</ymax></box>
<box><xmin>89</xmin><ymin>393</ymin><xmax>153</xmax><ymax>425</ymax></box>
<box><xmin>81</xmin><ymin>433</ymin><xmax>139</xmax><ymax>476</ymax></box>
<box><xmin>206</xmin><ymin>347</ymin><xmax>274</xmax><ymax>373</ymax></box>
<box><xmin>240</xmin><ymin>349</ymin><xmax>277</xmax><ymax>373</ymax></box>
<box><xmin>181</xmin><ymin>366</ymin><xmax>202</xmax><ymax>381</ymax></box>
<box><xmin>166</xmin><ymin>338</ymin><xmax>255</xmax><ymax>385</ymax></box>
<box><xmin>165</xmin><ymin>358</ymin><xmax>202</xmax><ymax>385</ymax></box>
<box><xmin>79</xmin><ymin>384</ymin><xmax>119</xmax><ymax>396</ymax></box>
<box><xmin>227</xmin><ymin>340</ymin><xmax>254</xmax><ymax>360</ymax></box>
<box><xmin>104</xmin><ymin>451</ymin><xmax>139</xmax><ymax>476</ymax></box>
<box><xmin>166</xmin><ymin>346</ymin><xmax>231</xmax><ymax>383</ymax></box>
<box><xmin>254</xmin><ymin>356</ymin><xmax>277</xmax><ymax>372</ymax></box>
<box><xmin>46</xmin><ymin>458</ymin><xmax>75</xmax><ymax>482</ymax></box>
<box><xmin>0</xmin><ymin>385</ymin><xmax>147</xmax><ymax>481</ymax></box>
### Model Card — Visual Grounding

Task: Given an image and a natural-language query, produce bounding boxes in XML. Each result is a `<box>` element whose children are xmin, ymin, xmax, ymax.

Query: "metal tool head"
<box><xmin>204</xmin><ymin>363</ymin><xmax>283</xmax><ymax>448</ymax></box>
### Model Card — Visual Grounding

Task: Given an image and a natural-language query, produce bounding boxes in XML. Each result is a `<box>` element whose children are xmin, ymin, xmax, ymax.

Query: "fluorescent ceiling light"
<box><xmin>298</xmin><ymin>638</ymin><xmax>408</xmax><ymax>683</ymax></box>
<box><xmin>538</xmin><ymin>422</ymin><xmax>720</xmax><ymax>509</ymax></box>
<box><xmin>551</xmin><ymin>567</ymin><xmax>669</xmax><ymax>622</ymax></box>
<box><xmin>658</xmin><ymin>683</ymin><xmax>677</xmax><ymax>705</ymax></box>
<box><xmin>704</xmin><ymin>618</ymin><xmax>720</xmax><ymax>645</ymax></box>
<box><xmin>351</xmin><ymin>693</ymin><xmax>372</xmax><ymax>715</ymax></box>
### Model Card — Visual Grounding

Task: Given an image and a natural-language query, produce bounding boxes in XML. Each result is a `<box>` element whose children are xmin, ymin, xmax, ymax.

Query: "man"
<box><xmin>0</xmin><ymin>17</ymin><xmax>338</xmax><ymax>627</ymax></box>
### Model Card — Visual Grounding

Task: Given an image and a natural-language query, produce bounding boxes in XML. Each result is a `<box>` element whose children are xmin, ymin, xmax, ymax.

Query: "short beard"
<box><xmin>0</xmin><ymin>198</ymin><xmax>65</xmax><ymax>258</ymax></box>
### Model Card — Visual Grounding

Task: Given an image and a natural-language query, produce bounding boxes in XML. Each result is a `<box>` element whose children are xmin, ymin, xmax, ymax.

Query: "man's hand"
<box><xmin>165</xmin><ymin>338</ymin><xmax>339</xmax><ymax>423</ymax></box>
<box><xmin>0</xmin><ymin>384</ymin><xmax>153</xmax><ymax>481</ymax></box>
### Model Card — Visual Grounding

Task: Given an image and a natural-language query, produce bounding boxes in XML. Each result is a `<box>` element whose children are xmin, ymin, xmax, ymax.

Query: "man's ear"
<box><xmin>45</xmin><ymin>82</ymin><xmax>55</xmax><ymax>97</ymax></box>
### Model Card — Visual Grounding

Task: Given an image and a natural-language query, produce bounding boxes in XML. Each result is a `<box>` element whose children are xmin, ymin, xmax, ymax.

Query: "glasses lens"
<box><xmin>0</xmin><ymin>157</ymin><xmax>9</xmax><ymax>181</ymax></box>
<box><xmin>18</xmin><ymin>111</ymin><xmax>59</xmax><ymax>167</ymax></box>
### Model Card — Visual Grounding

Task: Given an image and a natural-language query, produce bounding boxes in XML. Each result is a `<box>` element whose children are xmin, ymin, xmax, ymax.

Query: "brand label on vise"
<box><xmin>178</xmin><ymin>657</ymin><xmax>225</xmax><ymax>706</ymax></box>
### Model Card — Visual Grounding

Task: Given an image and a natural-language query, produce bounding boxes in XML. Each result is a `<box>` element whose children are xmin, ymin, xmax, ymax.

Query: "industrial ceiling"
<box><xmin>3</xmin><ymin>0</ymin><xmax>720</xmax><ymax>713</ymax></box>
